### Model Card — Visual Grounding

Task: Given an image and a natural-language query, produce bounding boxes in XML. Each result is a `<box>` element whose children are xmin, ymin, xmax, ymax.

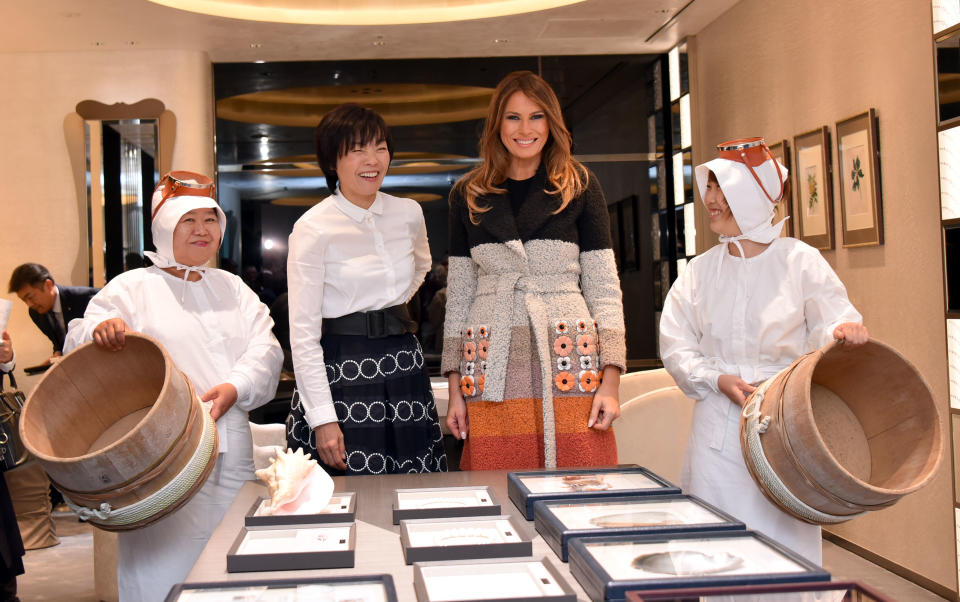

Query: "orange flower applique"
<box><xmin>464</xmin><ymin>327</ymin><xmax>475</xmax><ymax>340</ymax></box>
<box><xmin>554</xmin><ymin>335</ymin><xmax>573</xmax><ymax>357</ymax></box>
<box><xmin>462</xmin><ymin>341</ymin><xmax>477</xmax><ymax>362</ymax></box>
<box><xmin>478</xmin><ymin>325</ymin><xmax>489</xmax><ymax>338</ymax></box>
<box><xmin>478</xmin><ymin>339</ymin><xmax>489</xmax><ymax>360</ymax></box>
<box><xmin>555</xmin><ymin>320</ymin><xmax>569</xmax><ymax>335</ymax></box>
<box><xmin>576</xmin><ymin>319</ymin><xmax>589</xmax><ymax>333</ymax></box>
<box><xmin>477</xmin><ymin>374</ymin><xmax>486</xmax><ymax>394</ymax></box>
<box><xmin>460</xmin><ymin>375</ymin><xmax>476</xmax><ymax>397</ymax></box>
<box><xmin>579</xmin><ymin>370</ymin><xmax>599</xmax><ymax>393</ymax></box>
<box><xmin>576</xmin><ymin>334</ymin><xmax>596</xmax><ymax>356</ymax></box>
<box><xmin>555</xmin><ymin>371</ymin><xmax>575</xmax><ymax>392</ymax></box>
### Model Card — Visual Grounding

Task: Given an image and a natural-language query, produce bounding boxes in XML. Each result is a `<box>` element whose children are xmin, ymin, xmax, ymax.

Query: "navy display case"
<box><xmin>534</xmin><ymin>494</ymin><xmax>744</xmax><ymax>561</ymax></box>
<box><xmin>567</xmin><ymin>530</ymin><xmax>829</xmax><ymax>601</ymax></box>
<box><xmin>508</xmin><ymin>467</ymin><xmax>679</xmax><ymax>520</ymax></box>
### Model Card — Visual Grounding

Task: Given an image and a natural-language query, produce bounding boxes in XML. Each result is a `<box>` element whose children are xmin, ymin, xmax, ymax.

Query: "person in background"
<box><xmin>65</xmin><ymin>170</ymin><xmax>283</xmax><ymax>601</ymax></box>
<box><xmin>7</xmin><ymin>264</ymin><xmax>98</xmax><ymax>363</ymax></box>
<box><xmin>442</xmin><ymin>71</ymin><xmax>626</xmax><ymax>470</ymax></box>
<box><xmin>0</xmin><ymin>333</ymin><xmax>27</xmax><ymax>602</ymax></box>
<box><xmin>658</xmin><ymin>140</ymin><xmax>868</xmax><ymax>564</ymax></box>
<box><xmin>286</xmin><ymin>103</ymin><xmax>446</xmax><ymax>475</ymax></box>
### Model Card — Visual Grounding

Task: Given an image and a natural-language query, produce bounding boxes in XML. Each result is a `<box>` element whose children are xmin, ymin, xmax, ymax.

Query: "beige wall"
<box><xmin>0</xmin><ymin>49</ymin><xmax>214</xmax><ymax>392</ymax></box>
<box><xmin>691</xmin><ymin>0</ymin><xmax>954</xmax><ymax>592</ymax></box>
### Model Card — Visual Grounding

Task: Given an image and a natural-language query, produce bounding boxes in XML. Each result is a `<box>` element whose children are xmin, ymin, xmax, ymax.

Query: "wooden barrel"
<box><xmin>18</xmin><ymin>333</ymin><xmax>218</xmax><ymax>531</ymax></box>
<box><xmin>740</xmin><ymin>339</ymin><xmax>943</xmax><ymax>524</ymax></box>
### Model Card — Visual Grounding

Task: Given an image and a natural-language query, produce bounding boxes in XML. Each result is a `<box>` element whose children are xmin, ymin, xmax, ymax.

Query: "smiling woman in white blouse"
<box><xmin>285</xmin><ymin>103</ymin><xmax>447</xmax><ymax>475</ymax></box>
<box><xmin>658</xmin><ymin>139</ymin><xmax>867</xmax><ymax>566</ymax></box>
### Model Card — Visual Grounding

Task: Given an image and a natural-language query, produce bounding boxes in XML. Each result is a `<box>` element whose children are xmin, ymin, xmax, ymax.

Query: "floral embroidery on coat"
<box><xmin>579</xmin><ymin>370</ymin><xmax>599</xmax><ymax>393</ymax></box>
<box><xmin>555</xmin><ymin>371</ymin><xmax>575</xmax><ymax>392</ymax></box>
<box><xmin>551</xmin><ymin>318</ymin><xmax>601</xmax><ymax>394</ymax></box>
<box><xmin>554</xmin><ymin>336</ymin><xmax>573</xmax><ymax>357</ymax></box>
<box><xmin>576</xmin><ymin>334</ymin><xmax>596</xmax><ymax>356</ymax></box>
<box><xmin>460</xmin><ymin>375</ymin><xmax>476</xmax><ymax>396</ymax></box>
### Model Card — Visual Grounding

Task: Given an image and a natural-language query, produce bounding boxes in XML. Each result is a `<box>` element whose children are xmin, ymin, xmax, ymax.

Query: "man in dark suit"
<box><xmin>7</xmin><ymin>264</ymin><xmax>98</xmax><ymax>360</ymax></box>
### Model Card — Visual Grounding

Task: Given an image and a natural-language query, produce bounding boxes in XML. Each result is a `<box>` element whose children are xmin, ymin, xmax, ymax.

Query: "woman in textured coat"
<box><xmin>443</xmin><ymin>71</ymin><xmax>626</xmax><ymax>470</ymax></box>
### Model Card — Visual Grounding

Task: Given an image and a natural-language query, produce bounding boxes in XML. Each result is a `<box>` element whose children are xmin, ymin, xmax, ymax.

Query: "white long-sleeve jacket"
<box><xmin>659</xmin><ymin>237</ymin><xmax>863</xmax><ymax>400</ymax></box>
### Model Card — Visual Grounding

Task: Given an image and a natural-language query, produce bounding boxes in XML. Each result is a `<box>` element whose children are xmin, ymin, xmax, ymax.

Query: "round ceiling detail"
<box><xmin>217</xmin><ymin>83</ymin><xmax>495</xmax><ymax>127</ymax></box>
<box><xmin>148</xmin><ymin>0</ymin><xmax>584</xmax><ymax>25</ymax></box>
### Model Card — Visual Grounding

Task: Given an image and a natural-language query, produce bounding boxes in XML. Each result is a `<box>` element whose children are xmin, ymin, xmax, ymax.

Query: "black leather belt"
<box><xmin>322</xmin><ymin>304</ymin><xmax>416</xmax><ymax>339</ymax></box>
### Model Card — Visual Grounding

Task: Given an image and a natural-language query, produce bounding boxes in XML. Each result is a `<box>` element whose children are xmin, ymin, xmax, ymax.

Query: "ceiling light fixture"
<box><xmin>218</xmin><ymin>83</ymin><xmax>495</xmax><ymax>127</ymax></box>
<box><xmin>147</xmin><ymin>0</ymin><xmax>585</xmax><ymax>25</ymax></box>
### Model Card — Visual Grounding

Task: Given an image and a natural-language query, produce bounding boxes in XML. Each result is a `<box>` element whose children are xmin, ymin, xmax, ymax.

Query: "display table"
<box><xmin>186</xmin><ymin>470</ymin><xmax>591</xmax><ymax>600</ymax></box>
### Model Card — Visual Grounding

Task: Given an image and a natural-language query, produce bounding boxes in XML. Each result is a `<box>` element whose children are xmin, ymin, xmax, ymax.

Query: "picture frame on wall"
<box><xmin>766</xmin><ymin>140</ymin><xmax>794</xmax><ymax>238</ymax></box>
<box><xmin>835</xmin><ymin>109</ymin><xmax>883</xmax><ymax>247</ymax></box>
<box><xmin>793</xmin><ymin>127</ymin><xmax>834</xmax><ymax>250</ymax></box>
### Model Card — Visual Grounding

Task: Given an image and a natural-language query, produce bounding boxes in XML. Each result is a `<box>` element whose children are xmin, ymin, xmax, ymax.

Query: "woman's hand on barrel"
<box><xmin>718</xmin><ymin>374</ymin><xmax>756</xmax><ymax>407</ymax></box>
<box><xmin>834</xmin><ymin>323</ymin><xmax>869</xmax><ymax>347</ymax></box>
<box><xmin>201</xmin><ymin>383</ymin><xmax>238</xmax><ymax>421</ymax></box>
<box><xmin>93</xmin><ymin>318</ymin><xmax>130</xmax><ymax>351</ymax></box>
<box><xmin>314</xmin><ymin>422</ymin><xmax>347</xmax><ymax>470</ymax></box>
<box><xmin>589</xmin><ymin>366</ymin><xmax>621</xmax><ymax>430</ymax></box>
<box><xmin>446</xmin><ymin>372</ymin><xmax>469</xmax><ymax>440</ymax></box>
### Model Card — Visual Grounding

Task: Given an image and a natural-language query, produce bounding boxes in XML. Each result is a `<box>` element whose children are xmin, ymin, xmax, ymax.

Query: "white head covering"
<box><xmin>144</xmin><ymin>171</ymin><xmax>226</xmax><ymax>300</ymax></box>
<box><xmin>694</xmin><ymin>146</ymin><xmax>789</xmax><ymax>279</ymax></box>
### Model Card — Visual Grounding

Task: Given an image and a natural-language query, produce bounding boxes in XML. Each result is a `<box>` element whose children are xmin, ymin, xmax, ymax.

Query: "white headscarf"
<box><xmin>694</xmin><ymin>154</ymin><xmax>789</xmax><ymax>278</ymax></box>
<box><xmin>144</xmin><ymin>173</ymin><xmax>226</xmax><ymax>301</ymax></box>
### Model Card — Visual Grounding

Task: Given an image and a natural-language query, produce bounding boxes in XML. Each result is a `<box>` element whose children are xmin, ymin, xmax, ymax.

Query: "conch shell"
<box><xmin>255</xmin><ymin>448</ymin><xmax>334</xmax><ymax>515</ymax></box>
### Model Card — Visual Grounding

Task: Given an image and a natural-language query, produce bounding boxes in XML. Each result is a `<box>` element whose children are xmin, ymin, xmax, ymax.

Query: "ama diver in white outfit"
<box><xmin>65</xmin><ymin>171</ymin><xmax>283</xmax><ymax>601</ymax></box>
<box><xmin>658</xmin><ymin>140</ymin><xmax>868</xmax><ymax>565</ymax></box>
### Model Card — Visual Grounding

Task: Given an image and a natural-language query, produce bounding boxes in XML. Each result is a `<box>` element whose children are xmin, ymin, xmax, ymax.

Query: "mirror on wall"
<box><xmin>86</xmin><ymin>119</ymin><xmax>158</xmax><ymax>284</ymax></box>
<box><xmin>65</xmin><ymin>99</ymin><xmax>175</xmax><ymax>286</ymax></box>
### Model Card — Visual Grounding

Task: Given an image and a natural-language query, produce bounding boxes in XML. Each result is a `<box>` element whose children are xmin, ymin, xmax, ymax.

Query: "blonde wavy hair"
<box><xmin>454</xmin><ymin>70</ymin><xmax>587</xmax><ymax>224</ymax></box>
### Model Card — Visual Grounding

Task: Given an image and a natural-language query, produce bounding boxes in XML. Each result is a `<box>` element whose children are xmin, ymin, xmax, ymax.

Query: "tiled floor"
<box><xmin>19</xmin><ymin>513</ymin><xmax>96</xmax><ymax>602</ymax></box>
<box><xmin>12</xmin><ymin>512</ymin><xmax>953</xmax><ymax>601</ymax></box>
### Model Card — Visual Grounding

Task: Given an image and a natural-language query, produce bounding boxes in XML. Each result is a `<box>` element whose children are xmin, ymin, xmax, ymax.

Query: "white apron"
<box><xmin>680</xmin><ymin>389</ymin><xmax>821</xmax><ymax>564</ymax></box>
<box><xmin>659</xmin><ymin>237</ymin><xmax>863</xmax><ymax>566</ymax></box>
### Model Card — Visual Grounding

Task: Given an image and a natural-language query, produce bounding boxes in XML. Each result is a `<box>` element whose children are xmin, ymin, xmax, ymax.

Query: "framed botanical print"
<box><xmin>766</xmin><ymin>140</ymin><xmax>793</xmax><ymax>238</ymax></box>
<box><xmin>793</xmin><ymin>127</ymin><xmax>834</xmax><ymax>250</ymax></box>
<box><xmin>836</xmin><ymin>109</ymin><xmax>883</xmax><ymax>247</ymax></box>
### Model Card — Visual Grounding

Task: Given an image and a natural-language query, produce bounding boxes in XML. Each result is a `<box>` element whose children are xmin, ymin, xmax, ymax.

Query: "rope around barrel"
<box><xmin>63</xmin><ymin>403</ymin><xmax>218</xmax><ymax>527</ymax></box>
<box><xmin>741</xmin><ymin>369</ymin><xmax>865</xmax><ymax>524</ymax></box>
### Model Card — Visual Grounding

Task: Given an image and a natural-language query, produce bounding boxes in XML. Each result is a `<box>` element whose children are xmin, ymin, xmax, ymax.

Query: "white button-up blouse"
<box><xmin>287</xmin><ymin>191</ymin><xmax>431</xmax><ymax>428</ymax></box>
<box><xmin>659</xmin><ymin>237</ymin><xmax>863</xmax><ymax>401</ymax></box>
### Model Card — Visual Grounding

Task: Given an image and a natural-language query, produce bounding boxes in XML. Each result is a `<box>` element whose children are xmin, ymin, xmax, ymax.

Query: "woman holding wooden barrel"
<box><xmin>658</xmin><ymin>139</ymin><xmax>868</xmax><ymax>564</ymax></box>
<box><xmin>64</xmin><ymin>171</ymin><xmax>283</xmax><ymax>601</ymax></box>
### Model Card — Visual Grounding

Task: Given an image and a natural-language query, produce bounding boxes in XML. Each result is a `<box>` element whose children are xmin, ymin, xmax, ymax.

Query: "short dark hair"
<box><xmin>314</xmin><ymin>103</ymin><xmax>394</xmax><ymax>193</ymax></box>
<box><xmin>8</xmin><ymin>263</ymin><xmax>54</xmax><ymax>293</ymax></box>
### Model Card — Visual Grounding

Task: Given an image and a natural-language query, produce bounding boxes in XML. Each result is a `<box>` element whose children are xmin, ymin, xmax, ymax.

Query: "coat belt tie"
<box><xmin>474</xmin><ymin>272</ymin><xmax>581</xmax><ymax>468</ymax></box>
